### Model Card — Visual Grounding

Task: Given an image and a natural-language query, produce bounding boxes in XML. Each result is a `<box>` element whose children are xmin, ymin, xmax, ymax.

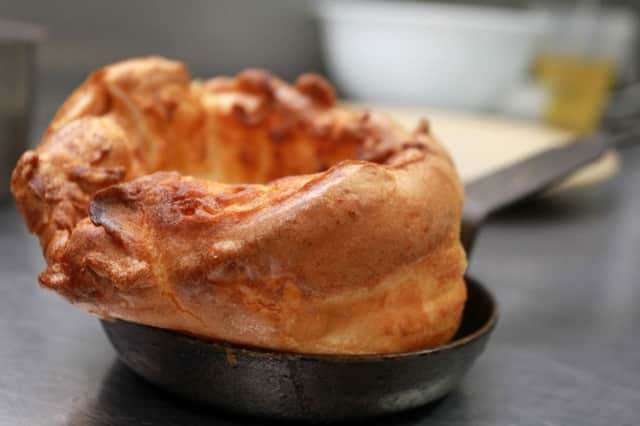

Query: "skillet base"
<box><xmin>101</xmin><ymin>277</ymin><xmax>497</xmax><ymax>422</ymax></box>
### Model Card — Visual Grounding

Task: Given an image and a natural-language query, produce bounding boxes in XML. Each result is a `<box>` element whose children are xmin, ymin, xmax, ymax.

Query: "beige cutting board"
<box><xmin>347</xmin><ymin>103</ymin><xmax>619</xmax><ymax>193</ymax></box>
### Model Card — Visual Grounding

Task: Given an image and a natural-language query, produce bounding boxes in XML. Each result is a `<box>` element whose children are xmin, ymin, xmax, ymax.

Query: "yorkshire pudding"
<box><xmin>11</xmin><ymin>57</ymin><xmax>466</xmax><ymax>354</ymax></box>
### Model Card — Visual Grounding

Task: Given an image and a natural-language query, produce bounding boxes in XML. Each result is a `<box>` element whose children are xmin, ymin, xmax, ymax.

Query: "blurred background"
<box><xmin>2</xmin><ymin>2</ymin><xmax>640</xmax><ymax>424</ymax></box>
<box><xmin>1</xmin><ymin>0</ymin><xmax>639</xmax><ymax>196</ymax></box>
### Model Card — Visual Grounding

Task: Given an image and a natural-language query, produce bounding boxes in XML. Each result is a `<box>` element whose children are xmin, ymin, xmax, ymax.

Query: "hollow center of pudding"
<box><xmin>151</xmin><ymin>109</ymin><xmax>407</xmax><ymax>186</ymax></box>
<box><xmin>173</xmin><ymin>133</ymin><xmax>358</xmax><ymax>185</ymax></box>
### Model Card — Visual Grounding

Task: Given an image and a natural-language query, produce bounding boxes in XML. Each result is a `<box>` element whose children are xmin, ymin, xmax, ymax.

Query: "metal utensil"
<box><xmin>101</xmin><ymin>108</ymin><xmax>638</xmax><ymax>421</ymax></box>
<box><xmin>0</xmin><ymin>19</ymin><xmax>43</xmax><ymax>200</ymax></box>
<box><xmin>462</xmin><ymin>120</ymin><xmax>640</xmax><ymax>254</ymax></box>
<box><xmin>461</xmin><ymin>79</ymin><xmax>640</xmax><ymax>253</ymax></box>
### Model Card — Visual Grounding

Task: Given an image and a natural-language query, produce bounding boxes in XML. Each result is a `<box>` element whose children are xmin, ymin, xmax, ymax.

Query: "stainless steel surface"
<box><xmin>0</xmin><ymin>21</ymin><xmax>42</xmax><ymax>200</ymax></box>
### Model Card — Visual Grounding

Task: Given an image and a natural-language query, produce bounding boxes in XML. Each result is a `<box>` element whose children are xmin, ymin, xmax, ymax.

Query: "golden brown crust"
<box><xmin>11</xmin><ymin>56</ymin><xmax>466</xmax><ymax>354</ymax></box>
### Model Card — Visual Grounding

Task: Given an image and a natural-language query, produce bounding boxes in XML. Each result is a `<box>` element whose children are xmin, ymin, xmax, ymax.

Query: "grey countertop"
<box><xmin>1</xmin><ymin>97</ymin><xmax>639</xmax><ymax>424</ymax></box>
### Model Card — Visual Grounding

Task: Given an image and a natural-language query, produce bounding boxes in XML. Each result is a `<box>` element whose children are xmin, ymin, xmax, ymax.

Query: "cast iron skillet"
<box><xmin>101</xmin><ymin>119</ymin><xmax>638</xmax><ymax>422</ymax></box>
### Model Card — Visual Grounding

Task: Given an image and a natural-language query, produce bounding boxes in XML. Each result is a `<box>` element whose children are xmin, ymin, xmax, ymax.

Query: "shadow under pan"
<box><xmin>101</xmin><ymin>276</ymin><xmax>497</xmax><ymax>422</ymax></box>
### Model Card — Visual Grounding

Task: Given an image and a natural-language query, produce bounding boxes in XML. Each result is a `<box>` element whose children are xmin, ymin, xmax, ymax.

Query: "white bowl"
<box><xmin>316</xmin><ymin>1</ymin><xmax>546</xmax><ymax>111</ymax></box>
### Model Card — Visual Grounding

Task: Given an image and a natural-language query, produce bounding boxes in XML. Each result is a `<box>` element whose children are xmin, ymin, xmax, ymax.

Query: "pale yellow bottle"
<box><xmin>535</xmin><ymin>53</ymin><xmax>615</xmax><ymax>134</ymax></box>
<box><xmin>533</xmin><ymin>1</ymin><xmax>620</xmax><ymax>134</ymax></box>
